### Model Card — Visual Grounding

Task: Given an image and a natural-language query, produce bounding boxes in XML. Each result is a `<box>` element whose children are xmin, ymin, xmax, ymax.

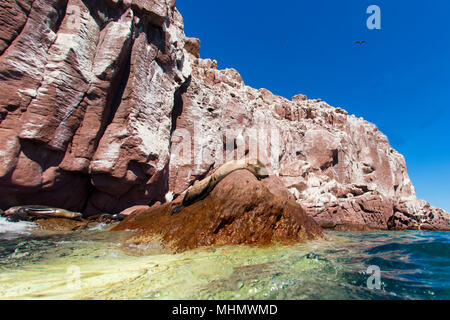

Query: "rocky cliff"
<box><xmin>0</xmin><ymin>0</ymin><xmax>448</xmax><ymax>231</ymax></box>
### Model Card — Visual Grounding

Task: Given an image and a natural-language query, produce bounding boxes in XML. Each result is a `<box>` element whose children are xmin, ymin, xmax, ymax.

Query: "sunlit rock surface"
<box><xmin>112</xmin><ymin>170</ymin><xmax>323</xmax><ymax>252</ymax></box>
<box><xmin>0</xmin><ymin>0</ymin><xmax>448</xmax><ymax>231</ymax></box>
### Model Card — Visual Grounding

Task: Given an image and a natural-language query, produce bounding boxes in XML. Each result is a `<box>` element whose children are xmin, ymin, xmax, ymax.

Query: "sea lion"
<box><xmin>172</xmin><ymin>158</ymin><xmax>270</xmax><ymax>214</ymax></box>
<box><xmin>112</xmin><ymin>214</ymin><xmax>127</xmax><ymax>221</ymax></box>
<box><xmin>4</xmin><ymin>206</ymin><xmax>83</xmax><ymax>221</ymax></box>
<box><xmin>1</xmin><ymin>207</ymin><xmax>30</xmax><ymax>222</ymax></box>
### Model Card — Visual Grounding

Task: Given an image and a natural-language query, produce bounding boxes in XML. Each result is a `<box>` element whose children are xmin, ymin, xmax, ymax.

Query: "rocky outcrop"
<box><xmin>112</xmin><ymin>170</ymin><xmax>323</xmax><ymax>252</ymax></box>
<box><xmin>0</xmin><ymin>0</ymin><xmax>448</xmax><ymax>231</ymax></box>
<box><xmin>0</xmin><ymin>0</ymin><xmax>189</xmax><ymax>213</ymax></box>
<box><xmin>388</xmin><ymin>201</ymin><xmax>450</xmax><ymax>231</ymax></box>
<box><xmin>168</xmin><ymin>47</ymin><xmax>449</xmax><ymax>231</ymax></box>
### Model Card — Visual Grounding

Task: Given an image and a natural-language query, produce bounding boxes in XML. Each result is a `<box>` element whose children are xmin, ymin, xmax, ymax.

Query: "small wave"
<box><xmin>0</xmin><ymin>217</ymin><xmax>37</xmax><ymax>238</ymax></box>
<box><xmin>88</xmin><ymin>222</ymin><xmax>109</xmax><ymax>231</ymax></box>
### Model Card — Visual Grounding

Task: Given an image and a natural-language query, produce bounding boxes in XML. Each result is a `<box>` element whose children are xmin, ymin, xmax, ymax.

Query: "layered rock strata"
<box><xmin>0</xmin><ymin>0</ymin><xmax>447</xmax><ymax>231</ymax></box>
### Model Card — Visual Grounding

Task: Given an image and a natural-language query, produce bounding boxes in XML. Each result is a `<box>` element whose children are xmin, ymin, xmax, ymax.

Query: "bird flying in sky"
<box><xmin>355</xmin><ymin>41</ymin><xmax>367</xmax><ymax>45</ymax></box>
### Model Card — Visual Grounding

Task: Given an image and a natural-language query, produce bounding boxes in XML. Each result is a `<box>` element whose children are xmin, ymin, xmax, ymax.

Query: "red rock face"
<box><xmin>0</xmin><ymin>0</ymin><xmax>187</xmax><ymax>213</ymax></box>
<box><xmin>0</xmin><ymin>0</ymin><xmax>448</xmax><ymax>231</ymax></box>
<box><xmin>0</xmin><ymin>0</ymin><xmax>34</xmax><ymax>55</ymax></box>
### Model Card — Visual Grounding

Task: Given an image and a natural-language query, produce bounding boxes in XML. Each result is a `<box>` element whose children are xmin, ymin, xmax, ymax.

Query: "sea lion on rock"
<box><xmin>172</xmin><ymin>158</ymin><xmax>270</xmax><ymax>214</ymax></box>
<box><xmin>112</xmin><ymin>214</ymin><xmax>127</xmax><ymax>221</ymax></box>
<box><xmin>4</xmin><ymin>206</ymin><xmax>82</xmax><ymax>221</ymax></box>
<box><xmin>1</xmin><ymin>208</ymin><xmax>29</xmax><ymax>222</ymax></box>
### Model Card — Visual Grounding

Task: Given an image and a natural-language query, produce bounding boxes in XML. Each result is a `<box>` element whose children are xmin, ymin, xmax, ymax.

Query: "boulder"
<box><xmin>34</xmin><ymin>218</ymin><xmax>89</xmax><ymax>232</ymax></box>
<box><xmin>112</xmin><ymin>170</ymin><xmax>323</xmax><ymax>252</ymax></box>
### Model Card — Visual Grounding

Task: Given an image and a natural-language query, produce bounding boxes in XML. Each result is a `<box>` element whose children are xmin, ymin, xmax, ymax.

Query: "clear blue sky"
<box><xmin>177</xmin><ymin>0</ymin><xmax>450</xmax><ymax>212</ymax></box>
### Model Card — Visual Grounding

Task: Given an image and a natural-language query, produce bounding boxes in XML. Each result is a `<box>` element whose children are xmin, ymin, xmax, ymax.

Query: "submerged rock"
<box><xmin>35</xmin><ymin>218</ymin><xmax>89</xmax><ymax>232</ymax></box>
<box><xmin>112</xmin><ymin>170</ymin><xmax>323</xmax><ymax>252</ymax></box>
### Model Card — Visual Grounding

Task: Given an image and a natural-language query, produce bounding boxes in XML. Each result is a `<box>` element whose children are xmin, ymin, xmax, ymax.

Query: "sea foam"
<box><xmin>0</xmin><ymin>217</ymin><xmax>37</xmax><ymax>239</ymax></box>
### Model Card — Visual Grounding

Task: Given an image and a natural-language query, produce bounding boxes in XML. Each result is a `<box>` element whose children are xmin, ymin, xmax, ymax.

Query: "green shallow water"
<box><xmin>0</xmin><ymin>218</ymin><xmax>449</xmax><ymax>300</ymax></box>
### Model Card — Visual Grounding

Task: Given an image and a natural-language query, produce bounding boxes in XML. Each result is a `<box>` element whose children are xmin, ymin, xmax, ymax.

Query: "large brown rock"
<box><xmin>112</xmin><ymin>170</ymin><xmax>323</xmax><ymax>252</ymax></box>
<box><xmin>0</xmin><ymin>0</ymin><xmax>448</xmax><ymax>232</ymax></box>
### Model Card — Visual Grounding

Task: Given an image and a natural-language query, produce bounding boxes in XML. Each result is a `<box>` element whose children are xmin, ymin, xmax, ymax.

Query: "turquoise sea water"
<box><xmin>0</xmin><ymin>217</ymin><xmax>449</xmax><ymax>300</ymax></box>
